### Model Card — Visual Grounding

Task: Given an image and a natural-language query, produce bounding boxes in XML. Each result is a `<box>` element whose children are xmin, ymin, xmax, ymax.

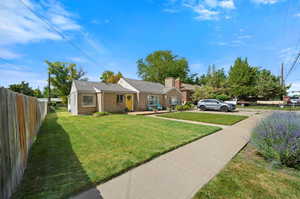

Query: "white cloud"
<box><xmin>0</xmin><ymin>0</ymin><xmax>81</xmax><ymax>54</ymax></box>
<box><xmin>0</xmin><ymin>48</ymin><xmax>22</xmax><ymax>59</ymax></box>
<box><xmin>183</xmin><ymin>1</ymin><xmax>220</xmax><ymax>20</ymax></box>
<box><xmin>251</xmin><ymin>0</ymin><xmax>280</xmax><ymax>4</ymax></box>
<box><xmin>192</xmin><ymin>4</ymin><xmax>219</xmax><ymax>20</ymax></box>
<box><xmin>204</xmin><ymin>0</ymin><xmax>218</xmax><ymax>8</ymax></box>
<box><xmin>41</xmin><ymin>0</ymin><xmax>81</xmax><ymax>31</ymax></box>
<box><xmin>177</xmin><ymin>0</ymin><xmax>235</xmax><ymax>20</ymax></box>
<box><xmin>219</xmin><ymin>0</ymin><xmax>235</xmax><ymax>9</ymax></box>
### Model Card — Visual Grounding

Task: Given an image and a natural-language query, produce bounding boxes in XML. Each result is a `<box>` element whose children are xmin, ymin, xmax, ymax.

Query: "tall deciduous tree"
<box><xmin>255</xmin><ymin>69</ymin><xmax>289</xmax><ymax>100</ymax></box>
<box><xmin>9</xmin><ymin>81</ymin><xmax>35</xmax><ymax>96</ymax></box>
<box><xmin>9</xmin><ymin>81</ymin><xmax>43</xmax><ymax>97</ymax></box>
<box><xmin>137</xmin><ymin>50</ymin><xmax>189</xmax><ymax>83</ymax></box>
<box><xmin>43</xmin><ymin>86</ymin><xmax>59</xmax><ymax>98</ymax></box>
<box><xmin>33</xmin><ymin>88</ymin><xmax>43</xmax><ymax>98</ymax></box>
<box><xmin>46</xmin><ymin>61</ymin><xmax>86</xmax><ymax>103</ymax></box>
<box><xmin>192</xmin><ymin>86</ymin><xmax>215</xmax><ymax>101</ymax></box>
<box><xmin>197</xmin><ymin>65</ymin><xmax>226</xmax><ymax>87</ymax></box>
<box><xmin>100</xmin><ymin>70</ymin><xmax>123</xmax><ymax>83</ymax></box>
<box><xmin>228</xmin><ymin>58</ymin><xmax>257</xmax><ymax>99</ymax></box>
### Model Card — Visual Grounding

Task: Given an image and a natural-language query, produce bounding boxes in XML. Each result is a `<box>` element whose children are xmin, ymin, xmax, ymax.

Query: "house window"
<box><xmin>81</xmin><ymin>94</ymin><xmax>96</xmax><ymax>107</ymax></box>
<box><xmin>116</xmin><ymin>95</ymin><xmax>124</xmax><ymax>103</ymax></box>
<box><xmin>170</xmin><ymin>96</ymin><xmax>179</xmax><ymax>105</ymax></box>
<box><xmin>148</xmin><ymin>95</ymin><xmax>159</xmax><ymax>105</ymax></box>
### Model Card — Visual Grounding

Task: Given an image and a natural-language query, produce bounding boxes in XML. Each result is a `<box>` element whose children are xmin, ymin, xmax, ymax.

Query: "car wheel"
<box><xmin>221</xmin><ymin>106</ymin><xmax>229</xmax><ymax>112</ymax></box>
<box><xmin>199</xmin><ymin>105</ymin><xmax>206</xmax><ymax>111</ymax></box>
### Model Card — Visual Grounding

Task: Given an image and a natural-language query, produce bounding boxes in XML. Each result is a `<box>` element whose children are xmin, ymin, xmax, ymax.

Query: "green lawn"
<box><xmin>157</xmin><ymin>112</ymin><xmax>248</xmax><ymax>125</ymax></box>
<box><xmin>194</xmin><ymin>145</ymin><xmax>300</xmax><ymax>199</ymax></box>
<box><xmin>237</xmin><ymin>105</ymin><xmax>300</xmax><ymax>111</ymax></box>
<box><xmin>12</xmin><ymin>110</ymin><xmax>220</xmax><ymax>199</ymax></box>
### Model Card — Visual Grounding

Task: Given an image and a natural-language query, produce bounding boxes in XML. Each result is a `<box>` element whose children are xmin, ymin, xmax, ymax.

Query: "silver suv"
<box><xmin>197</xmin><ymin>99</ymin><xmax>236</xmax><ymax>112</ymax></box>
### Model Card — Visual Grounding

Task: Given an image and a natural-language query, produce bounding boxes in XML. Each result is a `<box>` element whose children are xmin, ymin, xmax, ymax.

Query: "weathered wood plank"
<box><xmin>0</xmin><ymin>87</ymin><xmax>48</xmax><ymax>199</ymax></box>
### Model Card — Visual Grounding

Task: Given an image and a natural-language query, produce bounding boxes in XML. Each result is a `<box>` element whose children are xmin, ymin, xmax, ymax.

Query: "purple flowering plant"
<box><xmin>251</xmin><ymin>112</ymin><xmax>300</xmax><ymax>169</ymax></box>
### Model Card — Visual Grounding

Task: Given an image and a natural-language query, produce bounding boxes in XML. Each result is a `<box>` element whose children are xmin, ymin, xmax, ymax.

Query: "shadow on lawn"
<box><xmin>11</xmin><ymin>111</ymin><xmax>103</xmax><ymax>199</ymax></box>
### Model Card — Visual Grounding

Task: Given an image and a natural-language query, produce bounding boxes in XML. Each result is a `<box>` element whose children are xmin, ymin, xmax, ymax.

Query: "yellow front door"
<box><xmin>126</xmin><ymin>95</ymin><xmax>133</xmax><ymax>111</ymax></box>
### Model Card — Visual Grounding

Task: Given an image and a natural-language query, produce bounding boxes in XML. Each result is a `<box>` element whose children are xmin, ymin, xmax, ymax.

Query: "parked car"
<box><xmin>290</xmin><ymin>97</ymin><xmax>300</xmax><ymax>104</ymax></box>
<box><xmin>197</xmin><ymin>99</ymin><xmax>236</xmax><ymax>112</ymax></box>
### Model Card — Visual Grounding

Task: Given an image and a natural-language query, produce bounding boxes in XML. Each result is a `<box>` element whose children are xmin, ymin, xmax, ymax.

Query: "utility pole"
<box><xmin>280</xmin><ymin>63</ymin><xmax>285</xmax><ymax>100</ymax></box>
<box><xmin>48</xmin><ymin>71</ymin><xmax>51</xmax><ymax>112</ymax></box>
<box><xmin>280</xmin><ymin>63</ymin><xmax>284</xmax><ymax>86</ymax></box>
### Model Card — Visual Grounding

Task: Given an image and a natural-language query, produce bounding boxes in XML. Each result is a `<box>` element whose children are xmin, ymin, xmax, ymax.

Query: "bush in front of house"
<box><xmin>251</xmin><ymin>112</ymin><xmax>300</xmax><ymax>169</ymax></box>
<box><xmin>92</xmin><ymin>112</ymin><xmax>110</xmax><ymax>117</ymax></box>
<box><xmin>175</xmin><ymin>103</ymin><xmax>194</xmax><ymax>111</ymax></box>
<box><xmin>175</xmin><ymin>105</ymin><xmax>184</xmax><ymax>111</ymax></box>
<box><xmin>215</xmin><ymin>94</ymin><xmax>231</xmax><ymax>101</ymax></box>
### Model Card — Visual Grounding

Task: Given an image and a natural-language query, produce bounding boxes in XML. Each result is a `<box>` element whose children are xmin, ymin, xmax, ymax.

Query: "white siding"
<box><xmin>70</xmin><ymin>92</ymin><xmax>78</xmax><ymax>115</ymax></box>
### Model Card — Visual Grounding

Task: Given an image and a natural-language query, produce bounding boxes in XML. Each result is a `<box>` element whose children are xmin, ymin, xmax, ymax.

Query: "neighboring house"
<box><xmin>165</xmin><ymin>77</ymin><xmax>201</xmax><ymax>103</ymax></box>
<box><xmin>38</xmin><ymin>98</ymin><xmax>63</xmax><ymax>103</ymax></box>
<box><xmin>69</xmin><ymin>78</ymin><xmax>182</xmax><ymax>115</ymax></box>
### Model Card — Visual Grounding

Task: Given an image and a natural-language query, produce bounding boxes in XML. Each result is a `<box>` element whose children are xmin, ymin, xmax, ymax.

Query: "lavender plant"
<box><xmin>251</xmin><ymin>112</ymin><xmax>300</xmax><ymax>169</ymax></box>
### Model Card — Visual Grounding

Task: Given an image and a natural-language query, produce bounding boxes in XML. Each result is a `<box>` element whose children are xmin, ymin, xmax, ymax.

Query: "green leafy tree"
<box><xmin>46</xmin><ymin>61</ymin><xmax>86</xmax><ymax>103</ymax></box>
<box><xmin>197</xmin><ymin>74</ymin><xmax>209</xmax><ymax>86</ymax></box>
<box><xmin>137</xmin><ymin>50</ymin><xmax>189</xmax><ymax>83</ymax></box>
<box><xmin>43</xmin><ymin>86</ymin><xmax>60</xmax><ymax>98</ymax></box>
<box><xmin>197</xmin><ymin>65</ymin><xmax>227</xmax><ymax>88</ymax></box>
<box><xmin>9</xmin><ymin>81</ymin><xmax>35</xmax><ymax>96</ymax></box>
<box><xmin>183</xmin><ymin>73</ymin><xmax>199</xmax><ymax>84</ymax></box>
<box><xmin>255</xmin><ymin>69</ymin><xmax>289</xmax><ymax>100</ymax></box>
<box><xmin>100</xmin><ymin>70</ymin><xmax>123</xmax><ymax>83</ymax></box>
<box><xmin>208</xmin><ymin>66</ymin><xmax>227</xmax><ymax>88</ymax></box>
<box><xmin>33</xmin><ymin>88</ymin><xmax>43</xmax><ymax>98</ymax></box>
<box><xmin>192</xmin><ymin>86</ymin><xmax>215</xmax><ymax>101</ymax></box>
<box><xmin>228</xmin><ymin>58</ymin><xmax>257</xmax><ymax>99</ymax></box>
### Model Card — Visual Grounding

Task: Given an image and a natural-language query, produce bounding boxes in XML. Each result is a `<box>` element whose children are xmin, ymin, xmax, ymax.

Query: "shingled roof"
<box><xmin>73</xmin><ymin>80</ymin><xmax>135</xmax><ymax>93</ymax></box>
<box><xmin>122</xmin><ymin>78</ymin><xmax>165</xmax><ymax>94</ymax></box>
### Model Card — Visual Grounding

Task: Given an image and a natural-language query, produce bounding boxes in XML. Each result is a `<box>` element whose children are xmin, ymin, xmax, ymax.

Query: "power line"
<box><xmin>35</xmin><ymin>1</ymin><xmax>105</xmax><ymax>58</ymax></box>
<box><xmin>18</xmin><ymin>0</ymin><xmax>103</xmax><ymax>67</ymax></box>
<box><xmin>286</xmin><ymin>52</ymin><xmax>300</xmax><ymax>80</ymax></box>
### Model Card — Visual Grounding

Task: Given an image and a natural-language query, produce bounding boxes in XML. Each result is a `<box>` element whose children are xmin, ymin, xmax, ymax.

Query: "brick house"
<box><xmin>164</xmin><ymin>77</ymin><xmax>201</xmax><ymax>104</ymax></box>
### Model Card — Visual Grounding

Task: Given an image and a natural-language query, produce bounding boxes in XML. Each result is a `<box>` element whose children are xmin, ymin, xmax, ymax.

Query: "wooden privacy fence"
<box><xmin>0</xmin><ymin>87</ymin><xmax>47</xmax><ymax>199</ymax></box>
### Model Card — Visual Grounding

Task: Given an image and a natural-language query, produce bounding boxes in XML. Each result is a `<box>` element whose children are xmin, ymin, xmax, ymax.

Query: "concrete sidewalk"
<box><xmin>148</xmin><ymin>114</ymin><xmax>229</xmax><ymax>129</ymax></box>
<box><xmin>72</xmin><ymin>113</ymin><xmax>265</xmax><ymax>199</ymax></box>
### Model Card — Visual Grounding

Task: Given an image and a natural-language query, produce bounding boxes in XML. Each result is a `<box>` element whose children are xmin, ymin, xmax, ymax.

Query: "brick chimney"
<box><xmin>175</xmin><ymin>78</ymin><xmax>181</xmax><ymax>89</ymax></box>
<box><xmin>165</xmin><ymin>77</ymin><xmax>175</xmax><ymax>88</ymax></box>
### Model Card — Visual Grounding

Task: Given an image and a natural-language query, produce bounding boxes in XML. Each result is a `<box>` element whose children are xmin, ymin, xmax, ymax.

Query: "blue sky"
<box><xmin>1</xmin><ymin>0</ymin><xmax>300</xmax><ymax>92</ymax></box>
